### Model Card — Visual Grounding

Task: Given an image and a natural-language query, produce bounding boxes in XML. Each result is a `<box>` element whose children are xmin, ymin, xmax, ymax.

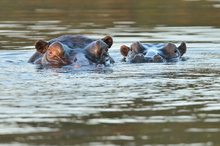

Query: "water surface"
<box><xmin>0</xmin><ymin>0</ymin><xmax>220</xmax><ymax>145</ymax></box>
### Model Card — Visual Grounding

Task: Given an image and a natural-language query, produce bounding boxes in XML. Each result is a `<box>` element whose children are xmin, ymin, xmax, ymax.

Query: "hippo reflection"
<box><xmin>120</xmin><ymin>42</ymin><xmax>187</xmax><ymax>63</ymax></box>
<box><xmin>28</xmin><ymin>35</ymin><xmax>115</xmax><ymax>67</ymax></box>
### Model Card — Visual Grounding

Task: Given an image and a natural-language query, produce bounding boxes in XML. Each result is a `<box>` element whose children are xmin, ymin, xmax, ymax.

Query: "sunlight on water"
<box><xmin>1</xmin><ymin>0</ymin><xmax>220</xmax><ymax>145</ymax></box>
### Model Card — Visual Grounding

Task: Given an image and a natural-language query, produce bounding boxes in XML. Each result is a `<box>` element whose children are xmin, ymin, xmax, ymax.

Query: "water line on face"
<box><xmin>1</xmin><ymin>0</ymin><xmax>220</xmax><ymax>144</ymax></box>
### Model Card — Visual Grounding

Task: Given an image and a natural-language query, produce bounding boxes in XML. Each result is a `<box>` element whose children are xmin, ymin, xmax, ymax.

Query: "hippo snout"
<box><xmin>41</xmin><ymin>42</ymin><xmax>70</xmax><ymax>66</ymax></box>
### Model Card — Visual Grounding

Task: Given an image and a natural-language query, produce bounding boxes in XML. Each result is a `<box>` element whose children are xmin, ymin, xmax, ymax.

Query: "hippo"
<box><xmin>120</xmin><ymin>42</ymin><xmax>187</xmax><ymax>63</ymax></box>
<box><xmin>28</xmin><ymin>35</ymin><xmax>115</xmax><ymax>67</ymax></box>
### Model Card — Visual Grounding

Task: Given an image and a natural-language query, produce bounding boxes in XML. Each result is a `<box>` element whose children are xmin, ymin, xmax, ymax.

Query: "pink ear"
<box><xmin>101</xmin><ymin>35</ymin><xmax>113</xmax><ymax>48</ymax></box>
<box><xmin>35</xmin><ymin>40</ymin><xmax>49</xmax><ymax>54</ymax></box>
<box><xmin>120</xmin><ymin>45</ymin><xmax>130</xmax><ymax>57</ymax></box>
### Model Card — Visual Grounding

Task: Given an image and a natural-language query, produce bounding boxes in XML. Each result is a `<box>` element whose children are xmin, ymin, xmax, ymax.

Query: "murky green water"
<box><xmin>1</xmin><ymin>0</ymin><xmax>220</xmax><ymax>145</ymax></box>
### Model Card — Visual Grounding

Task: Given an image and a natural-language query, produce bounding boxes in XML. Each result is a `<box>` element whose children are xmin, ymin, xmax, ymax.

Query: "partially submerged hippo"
<box><xmin>120</xmin><ymin>42</ymin><xmax>187</xmax><ymax>63</ymax></box>
<box><xmin>28</xmin><ymin>35</ymin><xmax>114</xmax><ymax>67</ymax></box>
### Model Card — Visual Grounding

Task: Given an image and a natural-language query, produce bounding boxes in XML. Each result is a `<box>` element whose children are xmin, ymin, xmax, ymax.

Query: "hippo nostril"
<box><xmin>153</xmin><ymin>54</ymin><xmax>164</xmax><ymax>63</ymax></box>
<box><xmin>74</xmin><ymin>58</ymin><xmax>77</xmax><ymax>62</ymax></box>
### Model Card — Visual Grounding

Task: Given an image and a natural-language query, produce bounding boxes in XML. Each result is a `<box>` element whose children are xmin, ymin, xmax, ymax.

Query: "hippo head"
<box><xmin>120</xmin><ymin>42</ymin><xmax>186</xmax><ymax>63</ymax></box>
<box><xmin>81</xmin><ymin>35</ymin><xmax>115</xmax><ymax>65</ymax></box>
<box><xmin>84</xmin><ymin>39</ymin><xmax>115</xmax><ymax>65</ymax></box>
<box><xmin>32</xmin><ymin>35</ymin><xmax>114</xmax><ymax>67</ymax></box>
<box><xmin>29</xmin><ymin>40</ymin><xmax>68</xmax><ymax>66</ymax></box>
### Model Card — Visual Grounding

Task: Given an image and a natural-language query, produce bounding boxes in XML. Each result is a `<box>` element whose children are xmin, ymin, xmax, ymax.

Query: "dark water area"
<box><xmin>1</xmin><ymin>0</ymin><xmax>220</xmax><ymax>146</ymax></box>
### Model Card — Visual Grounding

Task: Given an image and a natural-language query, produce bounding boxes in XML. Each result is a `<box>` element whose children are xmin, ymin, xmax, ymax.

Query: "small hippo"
<box><xmin>28</xmin><ymin>35</ymin><xmax>115</xmax><ymax>67</ymax></box>
<box><xmin>120</xmin><ymin>42</ymin><xmax>187</xmax><ymax>63</ymax></box>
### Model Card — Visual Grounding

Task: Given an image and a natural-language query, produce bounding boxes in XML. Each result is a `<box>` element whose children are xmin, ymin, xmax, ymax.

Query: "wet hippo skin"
<box><xmin>28</xmin><ymin>35</ymin><xmax>115</xmax><ymax>67</ymax></box>
<box><xmin>120</xmin><ymin>42</ymin><xmax>187</xmax><ymax>63</ymax></box>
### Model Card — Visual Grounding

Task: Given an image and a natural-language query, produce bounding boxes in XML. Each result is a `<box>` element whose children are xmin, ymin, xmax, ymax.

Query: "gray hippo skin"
<box><xmin>120</xmin><ymin>42</ymin><xmax>187</xmax><ymax>63</ymax></box>
<box><xmin>28</xmin><ymin>35</ymin><xmax>114</xmax><ymax>67</ymax></box>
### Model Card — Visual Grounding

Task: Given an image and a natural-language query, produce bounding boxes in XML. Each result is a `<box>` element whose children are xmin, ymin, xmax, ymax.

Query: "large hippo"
<box><xmin>120</xmin><ymin>42</ymin><xmax>187</xmax><ymax>63</ymax></box>
<box><xmin>28</xmin><ymin>35</ymin><xmax>115</xmax><ymax>67</ymax></box>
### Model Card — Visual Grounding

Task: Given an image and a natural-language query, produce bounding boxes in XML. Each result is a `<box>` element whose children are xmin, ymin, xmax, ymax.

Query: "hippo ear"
<box><xmin>35</xmin><ymin>40</ymin><xmax>49</xmax><ymax>54</ymax></box>
<box><xmin>101</xmin><ymin>35</ymin><xmax>113</xmax><ymax>48</ymax></box>
<box><xmin>178</xmin><ymin>42</ymin><xmax>187</xmax><ymax>56</ymax></box>
<box><xmin>120</xmin><ymin>45</ymin><xmax>131</xmax><ymax>57</ymax></box>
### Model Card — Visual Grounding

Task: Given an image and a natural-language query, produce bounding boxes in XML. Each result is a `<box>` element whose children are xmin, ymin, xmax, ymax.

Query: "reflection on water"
<box><xmin>1</xmin><ymin>0</ymin><xmax>220</xmax><ymax>145</ymax></box>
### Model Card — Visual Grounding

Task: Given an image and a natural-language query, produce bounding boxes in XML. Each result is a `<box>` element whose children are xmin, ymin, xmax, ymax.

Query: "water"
<box><xmin>1</xmin><ymin>0</ymin><xmax>220</xmax><ymax>145</ymax></box>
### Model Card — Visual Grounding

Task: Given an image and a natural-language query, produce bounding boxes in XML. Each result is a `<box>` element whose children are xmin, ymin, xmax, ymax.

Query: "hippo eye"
<box><xmin>48</xmin><ymin>50</ymin><xmax>53</xmax><ymax>55</ymax></box>
<box><xmin>74</xmin><ymin>58</ymin><xmax>77</xmax><ymax>62</ymax></box>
